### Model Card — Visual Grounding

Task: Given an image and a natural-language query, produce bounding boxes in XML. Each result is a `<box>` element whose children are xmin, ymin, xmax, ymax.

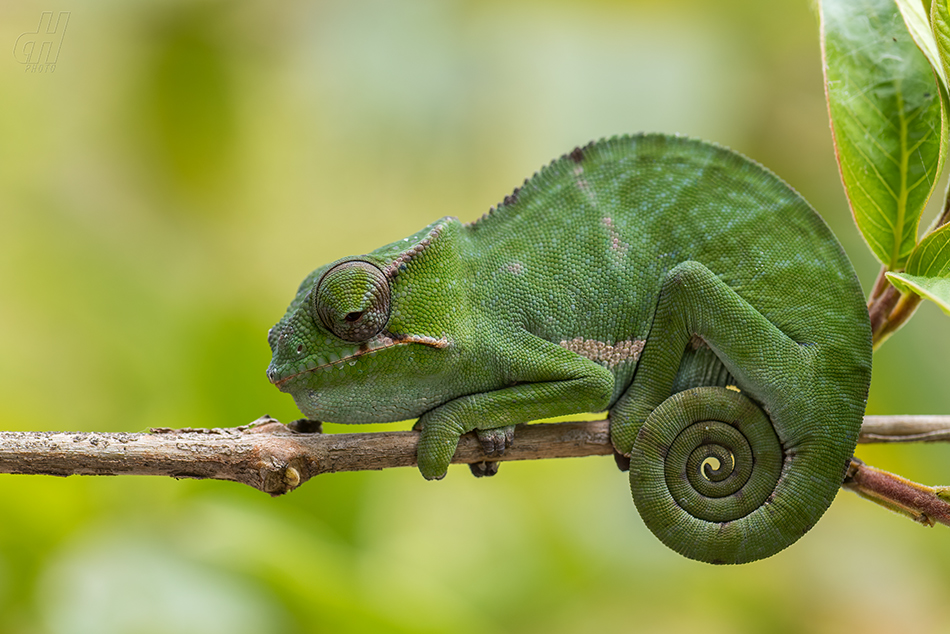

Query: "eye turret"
<box><xmin>312</xmin><ymin>260</ymin><xmax>391</xmax><ymax>342</ymax></box>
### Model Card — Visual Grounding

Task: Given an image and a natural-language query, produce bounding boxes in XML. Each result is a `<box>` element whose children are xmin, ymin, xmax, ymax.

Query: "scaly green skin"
<box><xmin>267</xmin><ymin>134</ymin><xmax>872</xmax><ymax>564</ymax></box>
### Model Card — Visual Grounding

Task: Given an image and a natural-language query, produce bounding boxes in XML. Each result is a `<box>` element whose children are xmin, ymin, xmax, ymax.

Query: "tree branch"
<box><xmin>843</xmin><ymin>459</ymin><xmax>950</xmax><ymax>528</ymax></box>
<box><xmin>1</xmin><ymin>415</ymin><xmax>949</xmax><ymax>528</ymax></box>
<box><xmin>858</xmin><ymin>415</ymin><xmax>950</xmax><ymax>443</ymax></box>
<box><xmin>0</xmin><ymin>417</ymin><xmax>613</xmax><ymax>495</ymax></box>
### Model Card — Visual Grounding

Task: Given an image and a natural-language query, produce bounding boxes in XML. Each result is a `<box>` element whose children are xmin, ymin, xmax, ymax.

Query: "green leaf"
<box><xmin>896</xmin><ymin>0</ymin><xmax>949</xmax><ymax>89</ymax></box>
<box><xmin>932</xmin><ymin>0</ymin><xmax>950</xmax><ymax>89</ymax></box>
<box><xmin>885</xmin><ymin>223</ymin><xmax>950</xmax><ymax>313</ymax></box>
<box><xmin>820</xmin><ymin>0</ymin><xmax>946</xmax><ymax>270</ymax></box>
<box><xmin>886</xmin><ymin>271</ymin><xmax>950</xmax><ymax>313</ymax></box>
<box><xmin>906</xmin><ymin>220</ymin><xmax>950</xmax><ymax>276</ymax></box>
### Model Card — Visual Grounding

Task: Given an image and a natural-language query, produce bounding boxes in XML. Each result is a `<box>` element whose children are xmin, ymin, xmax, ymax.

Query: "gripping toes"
<box><xmin>468</xmin><ymin>425</ymin><xmax>515</xmax><ymax>478</ymax></box>
<box><xmin>477</xmin><ymin>425</ymin><xmax>515</xmax><ymax>456</ymax></box>
<box><xmin>469</xmin><ymin>461</ymin><xmax>500</xmax><ymax>478</ymax></box>
<box><xmin>416</xmin><ymin>413</ymin><xmax>516</xmax><ymax>480</ymax></box>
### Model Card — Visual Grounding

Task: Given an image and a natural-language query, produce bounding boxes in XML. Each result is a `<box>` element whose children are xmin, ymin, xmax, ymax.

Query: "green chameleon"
<box><xmin>267</xmin><ymin>134</ymin><xmax>872</xmax><ymax>564</ymax></box>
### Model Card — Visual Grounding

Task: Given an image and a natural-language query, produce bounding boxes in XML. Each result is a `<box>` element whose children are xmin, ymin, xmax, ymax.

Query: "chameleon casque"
<box><xmin>267</xmin><ymin>134</ymin><xmax>872</xmax><ymax>564</ymax></box>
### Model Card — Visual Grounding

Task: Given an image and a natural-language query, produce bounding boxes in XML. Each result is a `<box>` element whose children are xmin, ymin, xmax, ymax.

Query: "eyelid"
<box><xmin>311</xmin><ymin>261</ymin><xmax>391</xmax><ymax>342</ymax></box>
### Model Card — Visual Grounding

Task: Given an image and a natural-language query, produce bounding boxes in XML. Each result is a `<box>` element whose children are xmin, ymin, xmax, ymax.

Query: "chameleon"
<box><xmin>266</xmin><ymin>134</ymin><xmax>872</xmax><ymax>564</ymax></box>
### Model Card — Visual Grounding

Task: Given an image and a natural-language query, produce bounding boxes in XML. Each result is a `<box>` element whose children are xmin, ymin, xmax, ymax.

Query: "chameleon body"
<box><xmin>267</xmin><ymin>134</ymin><xmax>872</xmax><ymax>564</ymax></box>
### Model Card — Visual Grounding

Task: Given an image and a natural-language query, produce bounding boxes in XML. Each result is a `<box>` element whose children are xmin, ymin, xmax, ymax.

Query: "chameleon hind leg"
<box><xmin>610</xmin><ymin>260</ymin><xmax>840</xmax><ymax>564</ymax></box>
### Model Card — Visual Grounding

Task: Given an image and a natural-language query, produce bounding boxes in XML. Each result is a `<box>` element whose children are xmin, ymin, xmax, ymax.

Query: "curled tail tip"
<box><xmin>627</xmin><ymin>386</ymin><xmax>846</xmax><ymax>564</ymax></box>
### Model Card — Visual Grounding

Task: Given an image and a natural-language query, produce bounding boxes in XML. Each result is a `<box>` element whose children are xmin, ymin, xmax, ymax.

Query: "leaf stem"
<box><xmin>870</xmin><ymin>285</ymin><xmax>922</xmax><ymax>348</ymax></box>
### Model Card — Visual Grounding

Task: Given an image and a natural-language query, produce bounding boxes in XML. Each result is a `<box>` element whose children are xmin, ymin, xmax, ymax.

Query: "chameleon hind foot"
<box><xmin>286</xmin><ymin>419</ymin><xmax>323</xmax><ymax>433</ymax></box>
<box><xmin>477</xmin><ymin>426</ymin><xmax>515</xmax><ymax>456</ymax></box>
<box><xmin>612</xmin><ymin>450</ymin><xmax>631</xmax><ymax>472</ymax></box>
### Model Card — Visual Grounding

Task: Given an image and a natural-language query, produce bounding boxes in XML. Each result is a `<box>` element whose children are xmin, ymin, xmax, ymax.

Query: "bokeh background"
<box><xmin>2</xmin><ymin>0</ymin><xmax>950</xmax><ymax>632</ymax></box>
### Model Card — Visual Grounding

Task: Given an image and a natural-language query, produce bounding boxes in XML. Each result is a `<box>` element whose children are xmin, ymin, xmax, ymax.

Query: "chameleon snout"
<box><xmin>266</xmin><ymin>323</ymin><xmax>306</xmax><ymax>388</ymax></box>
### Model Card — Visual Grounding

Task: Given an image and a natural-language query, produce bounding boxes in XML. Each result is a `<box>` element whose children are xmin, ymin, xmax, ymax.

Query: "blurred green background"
<box><xmin>2</xmin><ymin>0</ymin><xmax>949</xmax><ymax>632</ymax></box>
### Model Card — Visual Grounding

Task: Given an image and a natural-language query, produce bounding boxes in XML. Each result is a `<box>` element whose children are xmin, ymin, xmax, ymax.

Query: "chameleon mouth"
<box><xmin>269</xmin><ymin>332</ymin><xmax>449</xmax><ymax>389</ymax></box>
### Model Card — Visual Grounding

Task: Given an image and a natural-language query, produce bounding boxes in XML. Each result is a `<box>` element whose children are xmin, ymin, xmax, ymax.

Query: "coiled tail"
<box><xmin>630</xmin><ymin>386</ymin><xmax>820</xmax><ymax>564</ymax></box>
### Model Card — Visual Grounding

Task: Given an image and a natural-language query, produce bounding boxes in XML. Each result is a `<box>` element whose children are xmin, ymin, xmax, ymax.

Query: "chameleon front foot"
<box><xmin>415</xmin><ymin>412</ymin><xmax>460</xmax><ymax>480</ymax></box>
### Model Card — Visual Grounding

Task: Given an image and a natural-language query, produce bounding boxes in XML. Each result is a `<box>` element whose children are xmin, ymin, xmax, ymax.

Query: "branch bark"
<box><xmin>0</xmin><ymin>417</ymin><xmax>614</xmax><ymax>495</ymax></box>
<box><xmin>843</xmin><ymin>458</ymin><xmax>950</xmax><ymax>528</ymax></box>
<box><xmin>858</xmin><ymin>415</ymin><xmax>950</xmax><ymax>443</ymax></box>
<box><xmin>1</xmin><ymin>415</ymin><xmax>948</xmax><ymax>497</ymax></box>
<box><xmin>2</xmin><ymin>415</ymin><xmax>949</xmax><ymax>535</ymax></box>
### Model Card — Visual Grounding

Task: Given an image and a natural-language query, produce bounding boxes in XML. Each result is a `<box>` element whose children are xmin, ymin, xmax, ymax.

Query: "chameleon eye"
<box><xmin>312</xmin><ymin>261</ymin><xmax>391</xmax><ymax>342</ymax></box>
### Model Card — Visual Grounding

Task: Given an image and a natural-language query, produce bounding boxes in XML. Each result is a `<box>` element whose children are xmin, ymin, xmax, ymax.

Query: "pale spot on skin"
<box><xmin>601</xmin><ymin>217</ymin><xmax>629</xmax><ymax>258</ymax></box>
<box><xmin>576</xmin><ymin>176</ymin><xmax>597</xmax><ymax>206</ymax></box>
<box><xmin>504</xmin><ymin>262</ymin><xmax>524</xmax><ymax>275</ymax></box>
<box><xmin>558</xmin><ymin>337</ymin><xmax>645</xmax><ymax>369</ymax></box>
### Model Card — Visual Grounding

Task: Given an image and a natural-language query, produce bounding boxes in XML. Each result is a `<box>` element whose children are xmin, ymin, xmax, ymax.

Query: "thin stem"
<box><xmin>868</xmin><ymin>172</ymin><xmax>950</xmax><ymax>347</ymax></box>
<box><xmin>868</xmin><ymin>281</ymin><xmax>902</xmax><ymax>343</ymax></box>
<box><xmin>868</xmin><ymin>264</ymin><xmax>892</xmax><ymax>302</ymax></box>
<box><xmin>860</xmin><ymin>414</ymin><xmax>950</xmax><ymax>442</ymax></box>
<box><xmin>843</xmin><ymin>458</ymin><xmax>950</xmax><ymax>527</ymax></box>
<box><xmin>872</xmin><ymin>289</ymin><xmax>923</xmax><ymax>349</ymax></box>
<box><xmin>889</xmin><ymin>293</ymin><xmax>922</xmax><ymax>338</ymax></box>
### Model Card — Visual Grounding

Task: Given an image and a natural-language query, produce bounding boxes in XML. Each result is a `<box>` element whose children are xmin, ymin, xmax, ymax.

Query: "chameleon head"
<box><xmin>266</xmin><ymin>218</ymin><xmax>464</xmax><ymax>424</ymax></box>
